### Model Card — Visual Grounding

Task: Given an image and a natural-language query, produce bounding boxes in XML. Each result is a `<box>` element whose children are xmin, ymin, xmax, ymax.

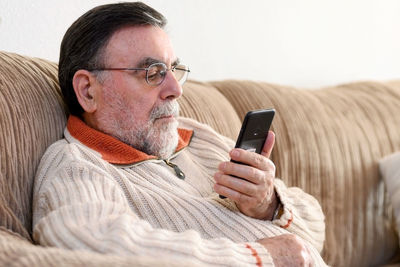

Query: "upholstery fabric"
<box><xmin>178</xmin><ymin>80</ymin><xmax>241</xmax><ymax>140</ymax></box>
<box><xmin>1</xmin><ymin>50</ymin><xmax>400</xmax><ymax>266</ymax></box>
<box><xmin>0</xmin><ymin>52</ymin><xmax>66</xmax><ymax>240</ymax></box>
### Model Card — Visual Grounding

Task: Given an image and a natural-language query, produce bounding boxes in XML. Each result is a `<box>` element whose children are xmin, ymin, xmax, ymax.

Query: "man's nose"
<box><xmin>159</xmin><ymin>71</ymin><xmax>183</xmax><ymax>100</ymax></box>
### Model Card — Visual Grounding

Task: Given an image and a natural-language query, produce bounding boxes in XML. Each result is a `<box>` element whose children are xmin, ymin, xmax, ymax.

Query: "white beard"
<box><xmin>140</xmin><ymin>112</ymin><xmax>179</xmax><ymax>159</ymax></box>
<box><xmin>100</xmin><ymin>97</ymin><xmax>180</xmax><ymax>159</ymax></box>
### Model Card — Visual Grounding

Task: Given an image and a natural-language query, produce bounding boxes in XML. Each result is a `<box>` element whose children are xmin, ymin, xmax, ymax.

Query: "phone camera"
<box><xmin>253</xmin><ymin>128</ymin><xmax>262</xmax><ymax>136</ymax></box>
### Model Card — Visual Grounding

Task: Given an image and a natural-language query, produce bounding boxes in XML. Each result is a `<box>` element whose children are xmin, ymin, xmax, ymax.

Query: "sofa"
<box><xmin>1</xmin><ymin>50</ymin><xmax>400</xmax><ymax>266</ymax></box>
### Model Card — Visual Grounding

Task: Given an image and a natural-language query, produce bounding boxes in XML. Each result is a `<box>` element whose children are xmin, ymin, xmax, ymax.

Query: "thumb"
<box><xmin>261</xmin><ymin>130</ymin><xmax>275</xmax><ymax>158</ymax></box>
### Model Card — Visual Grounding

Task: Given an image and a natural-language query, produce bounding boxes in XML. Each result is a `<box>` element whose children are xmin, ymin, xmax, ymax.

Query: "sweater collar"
<box><xmin>66</xmin><ymin>115</ymin><xmax>193</xmax><ymax>165</ymax></box>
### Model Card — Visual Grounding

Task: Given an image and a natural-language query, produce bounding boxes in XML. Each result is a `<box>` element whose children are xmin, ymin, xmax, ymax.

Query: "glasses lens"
<box><xmin>146</xmin><ymin>63</ymin><xmax>167</xmax><ymax>85</ymax></box>
<box><xmin>146</xmin><ymin>63</ymin><xmax>189</xmax><ymax>86</ymax></box>
<box><xmin>173</xmin><ymin>65</ymin><xmax>189</xmax><ymax>85</ymax></box>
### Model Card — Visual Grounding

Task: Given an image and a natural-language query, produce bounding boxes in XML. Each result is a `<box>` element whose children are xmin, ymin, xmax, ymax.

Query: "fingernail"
<box><xmin>219</xmin><ymin>162</ymin><xmax>226</xmax><ymax>170</ymax></box>
<box><xmin>231</xmin><ymin>150</ymin><xmax>239</xmax><ymax>158</ymax></box>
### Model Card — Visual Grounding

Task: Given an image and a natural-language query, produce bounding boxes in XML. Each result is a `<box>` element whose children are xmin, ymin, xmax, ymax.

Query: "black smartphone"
<box><xmin>219</xmin><ymin>109</ymin><xmax>275</xmax><ymax>199</ymax></box>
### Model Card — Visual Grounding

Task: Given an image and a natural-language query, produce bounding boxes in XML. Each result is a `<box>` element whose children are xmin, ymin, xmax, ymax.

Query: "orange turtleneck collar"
<box><xmin>66</xmin><ymin>115</ymin><xmax>193</xmax><ymax>165</ymax></box>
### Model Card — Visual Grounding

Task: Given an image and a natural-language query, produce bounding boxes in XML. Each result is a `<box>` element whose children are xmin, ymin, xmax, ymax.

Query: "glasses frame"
<box><xmin>88</xmin><ymin>62</ymin><xmax>190</xmax><ymax>86</ymax></box>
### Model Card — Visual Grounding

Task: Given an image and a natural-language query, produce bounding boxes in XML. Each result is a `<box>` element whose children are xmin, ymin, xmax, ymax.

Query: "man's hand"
<box><xmin>257</xmin><ymin>234</ymin><xmax>313</xmax><ymax>267</ymax></box>
<box><xmin>214</xmin><ymin>131</ymin><xmax>277</xmax><ymax>220</ymax></box>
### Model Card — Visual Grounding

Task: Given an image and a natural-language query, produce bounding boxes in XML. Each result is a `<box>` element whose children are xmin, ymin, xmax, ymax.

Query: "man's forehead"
<box><xmin>104</xmin><ymin>25</ymin><xmax>176</xmax><ymax>66</ymax></box>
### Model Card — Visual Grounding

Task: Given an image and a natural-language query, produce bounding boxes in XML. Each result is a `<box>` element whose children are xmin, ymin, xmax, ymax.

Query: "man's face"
<box><xmin>92</xmin><ymin>25</ymin><xmax>183</xmax><ymax>158</ymax></box>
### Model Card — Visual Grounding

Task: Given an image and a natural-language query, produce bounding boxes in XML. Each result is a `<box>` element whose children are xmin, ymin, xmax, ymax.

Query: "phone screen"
<box><xmin>234</xmin><ymin>109</ymin><xmax>275</xmax><ymax>154</ymax></box>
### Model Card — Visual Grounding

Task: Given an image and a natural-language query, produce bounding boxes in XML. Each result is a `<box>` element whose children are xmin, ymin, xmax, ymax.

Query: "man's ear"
<box><xmin>72</xmin><ymin>70</ymin><xmax>100</xmax><ymax>114</ymax></box>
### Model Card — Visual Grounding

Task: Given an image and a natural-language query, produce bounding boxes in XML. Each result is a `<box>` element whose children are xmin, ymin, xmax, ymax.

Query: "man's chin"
<box><xmin>148</xmin><ymin>118</ymin><xmax>179</xmax><ymax>158</ymax></box>
<box><xmin>154</xmin><ymin>131</ymin><xmax>179</xmax><ymax>159</ymax></box>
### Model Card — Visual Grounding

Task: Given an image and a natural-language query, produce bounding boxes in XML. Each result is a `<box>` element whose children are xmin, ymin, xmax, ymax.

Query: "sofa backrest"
<box><xmin>0</xmin><ymin>52</ymin><xmax>66</xmax><ymax>240</ymax></box>
<box><xmin>2</xmin><ymin>50</ymin><xmax>400</xmax><ymax>266</ymax></box>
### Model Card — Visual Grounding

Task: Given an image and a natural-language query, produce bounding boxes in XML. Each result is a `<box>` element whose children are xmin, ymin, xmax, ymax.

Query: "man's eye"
<box><xmin>147</xmin><ymin>70</ymin><xmax>159</xmax><ymax>81</ymax></box>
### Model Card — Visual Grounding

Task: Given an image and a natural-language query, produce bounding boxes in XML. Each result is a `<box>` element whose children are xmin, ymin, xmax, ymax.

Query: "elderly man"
<box><xmin>32</xmin><ymin>2</ymin><xmax>327</xmax><ymax>266</ymax></box>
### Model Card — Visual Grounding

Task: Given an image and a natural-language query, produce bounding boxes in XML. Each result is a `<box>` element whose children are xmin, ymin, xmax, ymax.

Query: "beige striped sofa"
<box><xmin>1</xmin><ymin>50</ymin><xmax>400</xmax><ymax>266</ymax></box>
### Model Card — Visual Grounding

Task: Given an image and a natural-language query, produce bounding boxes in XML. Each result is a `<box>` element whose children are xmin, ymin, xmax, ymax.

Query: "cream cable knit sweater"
<box><xmin>32</xmin><ymin>117</ymin><xmax>326</xmax><ymax>266</ymax></box>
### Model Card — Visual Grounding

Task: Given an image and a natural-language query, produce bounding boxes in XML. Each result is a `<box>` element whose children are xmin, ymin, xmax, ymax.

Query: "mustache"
<box><xmin>149</xmin><ymin>101</ymin><xmax>180</xmax><ymax>121</ymax></box>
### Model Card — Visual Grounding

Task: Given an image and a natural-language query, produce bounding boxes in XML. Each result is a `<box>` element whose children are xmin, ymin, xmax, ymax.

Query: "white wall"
<box><xmin>1</xmin><ymin>0</ymin><xmax>399</xmax><ymax>88</ymax></box>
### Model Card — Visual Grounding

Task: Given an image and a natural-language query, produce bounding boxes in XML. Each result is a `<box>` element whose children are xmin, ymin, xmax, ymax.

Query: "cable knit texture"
<box><xmin>32</xmin><ymin>116</ymin><xmax>326</xmax><ymax>266</ymax></box>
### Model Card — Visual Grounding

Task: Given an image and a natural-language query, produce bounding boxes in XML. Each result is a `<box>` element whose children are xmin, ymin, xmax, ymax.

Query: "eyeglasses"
<box><xmin>89</xmin><ymin>62</ymin><xmax>190</xmax><ymax>86</ymax></box>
